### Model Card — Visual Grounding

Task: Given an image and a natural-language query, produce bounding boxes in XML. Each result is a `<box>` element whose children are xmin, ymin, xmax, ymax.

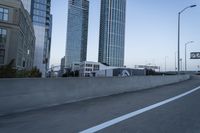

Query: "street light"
<box><xmin>180</xmin><ymin>58</ymin><xmax>183</xmax><ymax>71</ymax></box>
<box><xmin>185</xmin><ymin>41</ymin><xmax>194</xmax><ymax>72</ymax></box>
<box><xmin>165</xmin><ymin>56</ymin><xmax>168</xmax><ymax>72</ymax></box>
<box><xmin>177</xmin><ymin>5</ymin><xmax>197</xmax><ymax>74</ymax></box>
<box><xmin>175</xmin><ymin>52</ymin><xmax>177</xmax><ymax>71</ymax></box>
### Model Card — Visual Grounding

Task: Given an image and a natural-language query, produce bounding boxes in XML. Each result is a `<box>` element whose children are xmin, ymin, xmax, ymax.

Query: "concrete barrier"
<box><xmin>0</xmin><ymin>75</ymin><xmax>190</xmax><ymax>115</ymax></box>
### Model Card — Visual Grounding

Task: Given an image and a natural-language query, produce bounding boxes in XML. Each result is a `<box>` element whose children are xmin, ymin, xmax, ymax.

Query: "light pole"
<box><xmin>165</xmin><ymin>56</ymin><xmax>168</xmax><ymax>72</ymax></box>
<box><xmin>175</xmin><ymin>52</ymin><xmax>177</xmax><ymax>71</ymax></box>
<box><xmin>177</xmin><ymin>5</ymin><xmax>196</xmax><ymax>74</ymax></box>
<box><xmin>180</xmin><ymin>58</ymin><xmax>183</xmax><ymax>71</ymax></box>
<box><xmin>185</xmin><ymin>41</ymin><xmax>194</xmax><ymax>72</ymax></box>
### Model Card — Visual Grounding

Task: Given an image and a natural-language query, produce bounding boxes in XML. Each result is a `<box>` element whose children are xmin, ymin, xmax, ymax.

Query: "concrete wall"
<box><xmin>0</xmin><ymin>75</ymin><xmax>190</xmax><ymax>116</ymax></box>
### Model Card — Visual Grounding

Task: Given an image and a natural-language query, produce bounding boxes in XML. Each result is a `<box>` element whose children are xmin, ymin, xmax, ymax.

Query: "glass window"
<box><xmin>0</xmin><ymin>56</ymin><xmax>4</xmax><ymax>64</ymax></box>
<box><xmin>86</xmin><ymin>64</ymin><xmax>92</xmax><ymax>67</ymax></box>
<box><xmin>17</xmin><ymin>53</ymin><xmax>22</xmax><ymax>66</ymax></box>
<box><xmin>0</xmin><ymin>7</ymin><xmax>8</xmax><ymax>21</ymax></box>
<box><xmin>93</xmin><ymin>65</ymin><xmax>99</xmax><ymax>71</ymax></box>
<box><xmin>0</xmin><ymin>49</ymin><xmax>5</xmax><ymax>56</ymax></box>
<box><xmin>0</xmin><ymin>28</ymin><xmax>7</xmax><ymax>43</ymax></box>
<box><xmin>0</xmin><ymin>49</ymin><xmax>5</xmax><ymax>64</ymax></box>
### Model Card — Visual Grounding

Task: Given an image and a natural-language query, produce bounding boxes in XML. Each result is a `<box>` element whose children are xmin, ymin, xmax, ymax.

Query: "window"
<box><xmin>85</xmin><ymin>68</ymin><xmax>92</xmax><ymax>72</ymax></box>
<box><xmin>17</xmin><ymin>53</ymin><xmax>23</xmax><ymax>66</ymax></box>
<box><xmin>86</xmin><ymin>64</ymin><xmax>92</xmax><ymax>67</ymax></box>
<box><xmin>0</xmin><ymin>49</ymin><xmax>5</xmax><ymax>64</ymax></box>
<box><xmin>22</xmin><ymin>60</ymin><xmax>25</xmax><ymax>68</ymax></box>
<box><xmin>94</xmin><ymin>65</ymin><xmax>100</xmax><ymax>71</ymax></box>
<box><xmin>0</xmin><ymin>7</ymin><xmax>8</xmax><ymax>21</ymax></box>
<box><xmin>0</xmin><ymin>56</ymin><xmax>4</xmax><ymax>64</ymax></box>
<box><xmin>0</xmin><ymin>28</ymin><xmax>7</xmax><ymax>43</ymax></box>
<box><xmin>85</xmin><ymin>73</ymin><xmax>90</xmax><ymax>77</ymax></box>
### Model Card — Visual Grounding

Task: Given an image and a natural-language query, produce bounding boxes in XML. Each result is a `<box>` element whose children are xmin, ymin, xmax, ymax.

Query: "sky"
<box><xmin>50</xmin><ymin>0</ymin><xmax>200</xmax><ymax>71</ymax></box>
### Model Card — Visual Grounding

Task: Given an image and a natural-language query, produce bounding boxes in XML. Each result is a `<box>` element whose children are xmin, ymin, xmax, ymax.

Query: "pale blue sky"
<box><xmin>50</xmin><ymin>0</ymin><xmax>200</xmax><ymax>71</ymax></box>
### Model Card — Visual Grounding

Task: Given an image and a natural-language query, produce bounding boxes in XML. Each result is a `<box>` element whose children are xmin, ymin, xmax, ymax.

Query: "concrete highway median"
<box><xmin>0</xmin><ymin>76</ymin><xmax>200</xmax><ymax>133</ymax></box>
<box><xmin>0</xmin><ymin>75</ymin><xmax>189</xmax><ymax>115</ymax></box>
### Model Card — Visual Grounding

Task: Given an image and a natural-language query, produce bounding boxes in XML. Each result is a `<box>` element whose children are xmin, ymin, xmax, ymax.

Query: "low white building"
<box><xmin>95</xmin><ymin>68</ymin><xmax>146</xmax><ymax>77</ymax></box>
<box><xmin>78</xmin><ymin>61</ymin><xmax>117</xmax><ymax>77</ymax></box>
<box><xmin>135</xmin><ymin>65</ymin><xmax>160</xmax><ymax>71</ymax></box>
<box><xmin>68</xmin><ymin>61</ymin><xmax>147</xmax><ymax>77</ymax></box>
<box><xmin>79</xmin><ymin>61</ymin><xmax>100</xmax><ymax>77</ymax></box>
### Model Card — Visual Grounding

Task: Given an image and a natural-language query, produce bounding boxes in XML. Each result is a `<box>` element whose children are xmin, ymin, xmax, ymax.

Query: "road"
<box><xmin>0</xmin><ymin>76</ymin><xmax>200</xmax><ymax>133</ymax></box>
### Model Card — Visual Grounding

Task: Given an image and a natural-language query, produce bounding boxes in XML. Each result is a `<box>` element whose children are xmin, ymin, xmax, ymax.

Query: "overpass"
<box><xmin>0</xmin><ymin>76</ymin><xmax>200</xmax><ymax>133</ymax></box>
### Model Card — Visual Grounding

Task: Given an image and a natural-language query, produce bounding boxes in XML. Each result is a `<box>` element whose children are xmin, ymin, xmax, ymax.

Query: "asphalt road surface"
<box><xmin>1</xmin><ymin>76</ymin><xmax>200</xmax><ymax>133</ymax></box>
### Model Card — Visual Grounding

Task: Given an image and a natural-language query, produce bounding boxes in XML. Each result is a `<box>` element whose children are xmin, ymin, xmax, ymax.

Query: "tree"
<box><xmin>28</xmin><ymin>67</ymin><xmax>42</xmax><ymax>77</ymax></box>
<box><xmin>16</xmin><ymin>67</ymin><xmax>42</xmax><ymax>78</ymax></box>
<box><xmin>0</xmin><ymin>59</ymin><xmax>16</xmax><ymax>78</ymax></box>
<box><xmin>0</xmin><ymin>59</ymin><xmax>42</xmax><ymax>78</ymax></box>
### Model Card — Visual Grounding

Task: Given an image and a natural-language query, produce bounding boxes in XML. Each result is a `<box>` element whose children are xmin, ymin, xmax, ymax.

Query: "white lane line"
<box><xmin>80</xmin><ymin>86</ymin><xmax>200</xmax><ymax>133</ymax></box>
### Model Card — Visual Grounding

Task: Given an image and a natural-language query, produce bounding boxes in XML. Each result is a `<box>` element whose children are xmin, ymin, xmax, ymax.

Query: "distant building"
<box><xmin>135</xmin><ymin>65</ymin><xmax>160</xmax><ymax>71</ymax></box>
<box><xmin>71</xmin><ymin>62</ymin><xmax>81</xmax><ymax>72</ymax></box>
<box><xmin>65</xmin><ymin>0</ymin><xmax>89</xmax><ymax>67</ymax></box>
<box><xmin>59</xmin><ymin>56</ymin><xmax>65</xmax><ymax>76</ymax></box>
<box><xmin>22</xmin><ymin>0</ymin><xmax>52</xmax><ymax>77</ymax></box>
<box><xmin>95</xmin><ymin>68</ymin><xmax>146</xmax><ymax>77</ymax></box>
<box><xmin>77</xmin><ymin>61</ymin><xmax>145</xmax><ymax>77</ymax></box>
<box><xmin>79</xmin><ymin>61</ymin><xmax>117</xmax><ymax>77</ymax></box>
<box><xmin>98</xmin><ymin>0</ymin><xmax>127</xmax><ymax>67</ymax></box>
<box><xmin>0</xmin><ymin>0</ymin><xmax>35</xmax><ymax>70</ymax></box>
<box><xmin>79</xmin><ymin>61</ymin><xmax>101</xmax><ymax>77</ymax></box>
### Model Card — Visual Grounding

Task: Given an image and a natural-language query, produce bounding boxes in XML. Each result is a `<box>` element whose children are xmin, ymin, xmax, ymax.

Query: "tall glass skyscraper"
<box><xmin>65</xmin><ymin>0</ymin><xmax>89</xmax><ymax>67</ymax></box>
<box><xmin>22</xmin><ymin>0</ymin><xmax>52</xmax><ymax>77</ymax></box>
<box><xmin>98</xmin><ymin>0</ymin><xmax>126</xmax><ymax>67</ymax></box>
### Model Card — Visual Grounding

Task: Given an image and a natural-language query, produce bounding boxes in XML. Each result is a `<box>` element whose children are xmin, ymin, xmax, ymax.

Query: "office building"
<box><xmin>59</xmin><ymin>56</ymin><xmax>65</xmax><ymax>76</ymax></box>
<box><xmin>0</xmin><ymin>0</ymin><xmax>35</xmax><ymax>70</ymax></box>
<box><xmin>98</xmin><ymin>0</ymin><xmax>126</xmax><ymax>67</ymax></box>
<box><xmin>65</xmin><ymin>0</ymin><xmax>89</xmax><ymax>67</ymax></box>
<box><xmin>22</xmin><ymin>0</ymin><xmax>52</xmax><ymax>77</ymax></box>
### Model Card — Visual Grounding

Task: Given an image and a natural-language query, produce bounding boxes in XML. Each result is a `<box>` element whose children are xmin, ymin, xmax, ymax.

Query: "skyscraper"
<box><xmin>21</xmin><ymin>0</ymin><xmax>52</xmax><ymax>77</ymax></box>
<box><xmin>98</xmin><ymin>0</ymin><xmax>126</xmax><ymax>67</ymax></box>
<box><xmin>65</xmin><ymin>0</ymin><xmax>89</xmax><ymax>67</ymax></box>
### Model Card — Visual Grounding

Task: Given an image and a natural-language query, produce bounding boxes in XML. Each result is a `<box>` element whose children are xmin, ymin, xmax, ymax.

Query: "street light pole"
<box><xmin>177</xmin><ymin>5</ymin><xmax>196</xmax><ymax>74</ymax></box>
<box><xmin>180</xmin><ymin>58</ymin><xmax>183</xmax><ymax>71</ymax></box>
<box><xmin>185</xmin><ymin>41</ymin><xmax>194</xmax><ymax>72</ymax></box>
<box><xmin>165</xmin><ymin>56</ymin><xmax>168</xmax><ymax>72</ymax></box>
<box><xmin>178</xmin><ymin>12</ymin><xmax>180</xmax><ymax>73</ymax></box>
<box><xmin>175</xmin><ymin>52</ymin><xmax>177</xmax><ymax>71</ymax></box>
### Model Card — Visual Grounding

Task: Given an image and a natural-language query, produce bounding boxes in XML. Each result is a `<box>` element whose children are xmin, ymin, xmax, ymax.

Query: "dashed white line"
<box><xmin>80</xmin><ymin>86</ymin><xmax>200</xmax><ymax>133</ymax></box>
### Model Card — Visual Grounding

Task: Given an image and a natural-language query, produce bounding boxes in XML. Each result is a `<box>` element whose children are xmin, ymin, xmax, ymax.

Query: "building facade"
<box><xmin>79</xmin><ymin>61</ymin><xmax>100</xmax><ymax>77</ymax></box>
<box><xmin>20</xmin><ymin>0</ymin><xmax>31</xmax><ymax>13</ymax></box>
<box><xmin>98</xmin><ymin>0</ymin><xmax>126</xmax><ymax>67</ymax></box>
<box><xmin>65</xmin><ymin>0</ymin><xmax>89</xmax><ymax>67</ymax></box>
<box><xmin>59</xmin><ymin>56</ymin><xmax>65</xmax><ymax>76</ymax></box>
<box><xmin>78</xmin><ymin>61</ymin><xmax>116</xmax><ymax>77</ymax></box>
<box><xmin>21</xmin><ymin>0</ymin><xmax>52</xmax><ymax>77</ymax></box>
<box><xmin>0</xmin><ymin>0</ymin><xmax>35</xmax><ymax>70</ymax></box>
<box><xmin>95</xmin><ymin>68</ymin><xmax>146</xmax><ymax>77</ymax></box>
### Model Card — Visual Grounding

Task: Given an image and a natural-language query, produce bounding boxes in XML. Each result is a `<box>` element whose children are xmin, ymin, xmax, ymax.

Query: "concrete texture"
<box><xmin>0</xmin><ymin>76</ymin><xmax>199</xmax><ymax>133</ymax></box>
<box><xmin>0</xmin><ymin>75</ymin><xmax>189</xmax><ymax>115</ymax></box>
